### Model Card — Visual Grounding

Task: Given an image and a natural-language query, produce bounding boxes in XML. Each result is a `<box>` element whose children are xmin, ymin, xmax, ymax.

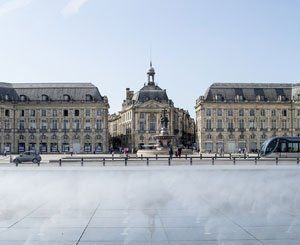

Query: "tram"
<box><xmin>260</xmin><ymin>136</ymin><xmax>300</xmax><ymax>158</ymax></box>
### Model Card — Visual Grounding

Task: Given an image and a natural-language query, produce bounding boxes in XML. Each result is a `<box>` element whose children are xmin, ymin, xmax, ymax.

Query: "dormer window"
<box><xmin>214</xmin><ymin>94</ymin><xmax>223</xmax><ymax>101</ymax></box>
<box><xmin>20</xmin><ymin>95</ymin><xmax>27</xmax><ymax>101</ymax></box>
<box><xmin>85</xmin><ymin>94</ymin><xmax>93</xmax><ymax>101</ymax></box>
<box><xmin>278</xmin><ymin>95</ymin><xmax>285</xmax><ymax>101</ymax></box>
<box><xmin>256</xmin><ymin>95</ymin><xmax>264</xmax><ymax>101</ymax></box>
<box><xmin>63</xmin><ymin>94</ymin><xmax>70</xmax><ymax>101</ymax></box>
<box><xmin>42</xmin><ymin>94</ymin><xmax>49</xmax><ymax>101</ymax></box>
<box><xmin>235</xmin><ymin>94</ymin><xmax>243</xmax><ymax>102</ymax></box>
<box><xmin>4</xmin><ymin>94</ymin><xmax>9</xmax><ymax>101</ymax></box>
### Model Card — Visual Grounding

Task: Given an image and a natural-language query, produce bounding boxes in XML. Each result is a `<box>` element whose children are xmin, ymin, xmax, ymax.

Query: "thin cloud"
<box><xmin>62</xmin><ymin>0</ymin><xmax>90</xmax><ymax>17</ymax></box>
<box><xmin>0</xmin><ymin>0</ymin><xmax>32</xmax><ymax>16</ymax></box>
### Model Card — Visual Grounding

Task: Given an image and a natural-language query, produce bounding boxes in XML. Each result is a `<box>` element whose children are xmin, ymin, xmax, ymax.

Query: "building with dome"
<box><xmin>109</xmin><ymin>63</ymin><xmax>195</xmax><ymax>152</ymax></box>
<box><xmin>0</xmin><ymin>82</ymin><xmax>109</xmax><ymax>154</ymax></box>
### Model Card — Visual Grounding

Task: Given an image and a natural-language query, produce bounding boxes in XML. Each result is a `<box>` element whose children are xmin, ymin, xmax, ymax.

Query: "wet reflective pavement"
<box><xmin>0</xmin><ymin>165</ymin><xmax>300</xmax><ymax>244</ymax></box>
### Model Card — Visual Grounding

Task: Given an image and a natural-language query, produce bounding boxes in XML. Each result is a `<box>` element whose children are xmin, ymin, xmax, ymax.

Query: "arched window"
<box><xmin>63</xmin><ymin>94</ymin><xmax>70</xmax><ymax>101</ymax></box>
<box><xmin>85</xmin><ymin>94</ymin><xmax>93</xmax><ymax>101</ymax></box>
<box><xmin>42</xmin><ymin>94</ymin><xmax>49</xmax><ymax>101</ymax></box>
<box><xmin>249</xmin><ymin>109</ymin><xmax>255</xmax><ymax>116</ymax></box>
<box><xmin>20</xmin><ymin>95</ymin><xmax>27</xmax><ymax>101</ymax></box>
<box><xmin>149</xmin><ymin>114</ymin><xmax>156</xmax><ymax>132</ymax></box>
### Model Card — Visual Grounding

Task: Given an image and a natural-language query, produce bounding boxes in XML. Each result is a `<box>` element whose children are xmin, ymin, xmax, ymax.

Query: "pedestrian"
<box><xmin>169</xmin><ymin>145</ymin><xmax>173</xmax><ymax>159</ymax></box>
<box><xmin>178</xmin><ymin>147</ymin><xmax>182</xmax><ymax>158</ymax></box>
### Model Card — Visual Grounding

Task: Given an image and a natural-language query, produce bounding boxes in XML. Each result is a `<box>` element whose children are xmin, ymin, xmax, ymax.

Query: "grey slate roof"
<box><xmin>0</xmin><ymin>82</ymin><xmax>104</xmax><ymax>101</ymax></box>
<box><xmin>204</xmin><ymin>83</ymin><xmax>293</xmax><ymax>102</ymax></box>
<box><xmin>132</xmin><ymin>84</ymin><xmax>169</xmax><ymax>103</ymax></box>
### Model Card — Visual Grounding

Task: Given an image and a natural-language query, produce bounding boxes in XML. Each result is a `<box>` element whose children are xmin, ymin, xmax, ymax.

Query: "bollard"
<box><xmin>244</xmin><ymin>153</ymin><xmax>246</xmax><ymax>159</ymax></box>
<box><xmin>233</xmin><ymin>157</ymin><xmax>236</xmax><ymax>165</ymax></box>
<box><xmin>103</xmin><ymin>158</ymin><xmax>105</xmax><ymax>166</ymax></box>
<box><xmin>229</xmin><ymin>153</ymin><xmax>232</xmax><ymax>159</ymax></box>
<box><xmin>276</xmin><ymin>157</ymin><xmax>278</xmax><ymax>165</ymax></box>
<box><xmin>81</xmin><ymin>158</ymin><xmax>83</xmax><ymax>166</ymax></box>
<box><xmin>147</xmin><ymin>157</ymin><xmax>149</xmax><ymax>166</ymax></box>
<box><xmin>59</xmin><ymin>159</ymin><xmax>62</xmax><ymax>167</ymax></box>
<box><xmin>141</xmin><ymin>154</ymin><xmax>143</xmax><ymax>160</ymax></box>
<box><xmin>215</xmin><ymin>153</ymin><xmax>217</xmax><ymax>159</ymax></box>
<box><xmin>297</xmin><ymin>158</ymin><xmax>299</xmax><ymax>165</ymax></box>
<box><xmin>9</xmin><ymin>155</ymin><xmax>12</xmax><ymax>163</ymax></box>
<box><xmin>168</xmin><ymin>157</ymin><xmax>171</xmax><ymax>166</ymax></box>
<box><xmin>190</xmin><ymin>157</ymin><xmax>192</xmax><ymax>165</ymax></box>
<box><xmin>38</xmin><ymin>161</ymin><xmax>40</xmax><ymax>167</ymax></box>
<box><xmin>255</xmin><ymin>157</ymin><xmax>257</xmax><ymax>165</ymax></box>
<box><xmin>156</xmin><ymin>154</ymin><xmax>158</xmax><ymax>160</ymax></box>
<box><xmin>200</xmin><ymin>153</ymin><xmax>202</xmax><ymax>160</ymax></box>
<box><xmin>185</xmin><ymin>154</ymin><xmax>187</xmax><ymax>160</ymax></box>
<box><xmin>15</xmin><ymin>161</ymin><xmax>18</xmax><ymax>167</ymax></box>
<box><xmin>125</xmin><ymin>157</ymin><xmax>128</xmax><ymax>166</ymax></box>
<box><xmin>112</xmin><ymin>153</ymin><xmax>114</xmax><ymax>161</ymax></box>
<box><xmin>212</xmin><ymin>157</ymin><xmax>214</xmax><ymax>165</ymax></box>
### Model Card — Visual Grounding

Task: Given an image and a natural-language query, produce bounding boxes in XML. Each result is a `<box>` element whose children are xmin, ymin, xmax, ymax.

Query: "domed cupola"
<box><xmin>147</xmin><ymin>61</ymin><xmax>155</xmax><ymax>85</ymax></box>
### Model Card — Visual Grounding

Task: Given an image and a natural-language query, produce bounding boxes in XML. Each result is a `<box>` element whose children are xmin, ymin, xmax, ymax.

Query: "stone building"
<box><xmin>195</xmin><ymin>83</ymin><xmax>296</xmax><ymax>153</ymax></box>
<box><xmin>0</xmin><ymin>82</ymin><xmax>109</xmax><ymax>154</ymax></box>
<box><xmin>109</xmin><ymin>63</ymin><xmax>195</xmax><ymax>152</ymax></box>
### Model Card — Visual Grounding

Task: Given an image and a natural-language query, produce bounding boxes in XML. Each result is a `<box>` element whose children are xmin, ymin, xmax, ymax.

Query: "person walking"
<box><xmin>168</xmin><ymin>145</ymin><xmax>173</xmax><ymax>159</ymax></box>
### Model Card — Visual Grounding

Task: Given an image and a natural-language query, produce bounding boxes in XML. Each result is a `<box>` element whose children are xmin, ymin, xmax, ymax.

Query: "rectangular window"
<box><xmin>51</xmin><ymin>119</ymin><xmax>58</xmax><ymax>130</ymax></box>
<box><xmin>41</xmin><ymin>110</ymin><xmax>46</xmax><ymax>117</ymax></box>
<box><xmin>5</xmin><ymin>110</ymin><xmax>10</xmax><ymax>117</ymax></box>
<box><xmin>73</xmin><ymin>119</ymin><xmax>80</xmax><ymax>130</ymax></box>
<box><xmin>217</xmin><ymin>109</ymin><xmax>222</xmax><ymax>117</ymax></box>
<box><xmin>282</xmin><ymin>109</ymin><xmax>287</xmax><ymax>117</ymax></box>
<box><xmin>206</xmin><ymin>119</ymin><xmax>212</xmax><ymax>130</ymax></box>
<box><xmin>271</xmin><ymin>110</ymin><xmax>276</xmax><ymax>117</ymax></box>
<box><xmin>249</xmin><ymin>119</ymin><xmax>255</xmax><ymax>129</ymax></box>
<box><xmin>239</xmin><ymin>119</ymin><xmax>244</xmax><ymax>129</ymax></box>
<box><xmin>228</xmin><ymin>110</ymin><xmax>233</xmax><ymax>117</ymax></box>
<box><xmin>206</xmin><ymin>109</ymin><xmax>211</xmax><ymax>117</ymax></box>
<box><xmin>85</xmin><ymin>119</ymin><xmax>91</xmax><ymax>130</ymax></box>
<box><xmin>63</xmin><ymin>120</ymin><xmax>69</xmax><ymax>130</ymax></box>
<box><xmin>86</xmin><ymin>109</ymin><xmax>90</xmax><ymax>117</ymax></box>
<box><xmin>30</xmin><ymin>110</ymin><xmax>35</xmax><ymax>117</ymax></box>
<box><xmin>52</xmin><ymin>109</ymin><xmax>57</xmax><ymax>117</ymax></box>
<box><xmin>30</xmin><ymin>119</ymin><xmax>36</xmax><ymax>129</ymax></box>
<box><xmin>140</xmin><ymin>113</ymin><xmax>145</xmax><ymax>119</ymax></box>
<box><xmin>140</xmin><ymin>121</ymin><xmax>145</xmax><ymax>131</ymax></box>
<box><xmin>4</xmin><ymin>120</ymin><xmax>10</xmax><ymax>129</ymax></box>
<box><xmin>97</xmin><ymin>109</ymin><xmax>102</xmax><ymax>116</ymax></box>
<box><xmin>20</xmin><ymin>110</ymin><xmax>25</xmax><ymax>117</ymax></box>
<box><xmin>228</xmin><ymin>119</ymin><xmax>233</xmax><ymax>129</ymax></box>
<box><xmin>217</xmin><ymin>119</ymin><xmax>222</xmax><ymax>129</ymax></box>
<box><xmin>64</xmin><ymin>110</ymin><xmax>68</xmax><ymax>117</ymax></box>
<box><xmin>75</xmin><ymin>110</ymin><xmax>79</xmax><ymax>117</ymax></box>
<box><xmin>272</xmin><ymin>119</ymin><xmax>276</xmax><ymax>129</ymax></box>
<box><xmin>41</xmin><ymin>119</ymin><xmax>47</xmax><ymax>130</ymax></box>
<box><xmin>19</xmin><ymin>120</ymin><xmax>25</xmax><ymax>130</ymax></box>
<box><xmin>96</xmin><ymin>119</ymin><xmax>102</xmax><ymax>130</ymax></box>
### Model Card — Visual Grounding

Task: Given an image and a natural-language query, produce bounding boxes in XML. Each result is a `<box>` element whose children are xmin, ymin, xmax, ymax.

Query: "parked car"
<box><xmin>13</xmin><ymin>151</ymin><xmax>42</xmax><ymax>164</ymax></box>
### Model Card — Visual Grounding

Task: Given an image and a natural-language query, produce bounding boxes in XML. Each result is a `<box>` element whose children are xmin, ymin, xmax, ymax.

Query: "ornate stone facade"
<box><xmin>109</xmin><ymin>64</ymin><xmax>195</xmax><ymax>152</ymax></box>
<box><xmin>0</xmin><ymin>83</ymin><xmax>109</xmax><ymax>154</ymax></box>
<box><xmin>195</xmin><ymin>83</ymin><xmax>299</xmax><ymax>153</ymax></box>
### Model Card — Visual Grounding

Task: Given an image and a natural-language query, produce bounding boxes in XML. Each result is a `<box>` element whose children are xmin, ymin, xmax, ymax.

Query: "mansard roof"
<box><xmin>204</xmin><ymin>83</ymin><xmax>293</xmax><ymax>102</ymax></box>
<box><xmin>0</xmin><ymin>82</ymin><xmax>104</xmax><ymax>101</ymax></box>
<box><xmin>132</xmin><ymin>83</ymin><xmax>169</xmax><ymax>104</ymax></box>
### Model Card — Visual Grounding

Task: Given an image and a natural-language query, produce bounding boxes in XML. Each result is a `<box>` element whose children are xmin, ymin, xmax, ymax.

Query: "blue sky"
<box><xmin>0</xmin><ymin>0</ymin><xmax>300</xmax><ymax>116</ymax></box>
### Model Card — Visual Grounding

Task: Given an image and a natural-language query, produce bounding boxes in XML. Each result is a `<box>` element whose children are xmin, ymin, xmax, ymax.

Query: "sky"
<box><xmin>0</xmin><ymin>0</ymin><xmax>300</xmax><ymax>117</ymax></box>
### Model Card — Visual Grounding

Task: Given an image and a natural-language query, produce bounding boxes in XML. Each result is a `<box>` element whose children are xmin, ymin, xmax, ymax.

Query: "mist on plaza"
<box><xmin>1</xmin><ymin>167</ymin><xmax>300</xmax><ymax>242</ymax></box>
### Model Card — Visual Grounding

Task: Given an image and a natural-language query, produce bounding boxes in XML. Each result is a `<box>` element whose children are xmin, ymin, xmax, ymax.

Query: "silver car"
<box><xmin>13</xmin><ymin>151</ymin><xmax>42</xmax><ymax>164</ymax></box>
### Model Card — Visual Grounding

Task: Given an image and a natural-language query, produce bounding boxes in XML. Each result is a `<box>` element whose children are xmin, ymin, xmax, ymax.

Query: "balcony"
<box><xmin>28</xmin><ymin>128</ymin><xmax>36</xmax><ymax>133</ymax></box>
<box><xmin>4</xmin><ymin>129</ymin><xmax>12</xmax><ymax>133</ymax></box>
<box><xmin>17</xmin><ymin>129</ymin><xmax>25</xmax><ymax>133</ymax></box>
<box><xmin>51</xmin><ymin>128</ymin><xmax>58</xmax><ymax>132</ymax></box>
<box><xmin>216</xmin><ymin>128</ymin><xmax>224</xmax><ymax>132</ymax></box>
<box><xmin>84</xmin><ymin>128</ymin><xmax>92</xmax><ymax>132</ymax></box>
<box><xmin>40</xmin><ymin>128</ymin><xmax>48</xmax><ymax>133</ymax></box>
<box><xmin>73</xmin><ymin>129</ymin><xmax>81</xmax><ymax>132</ymax></box>
<box><xmin>205</xmin><ymin>128</ymin><xmax>212</xmax><ymax>132</ymax></box>
<box><xmin>249</xmin><ymin>128</ymin><xmax>256</xmax><ymax>131</ymax></box>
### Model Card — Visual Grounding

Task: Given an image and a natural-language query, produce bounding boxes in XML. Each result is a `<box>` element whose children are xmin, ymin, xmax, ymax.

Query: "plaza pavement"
<box><xmin>0</xmin><ymin>165</ymin><xmax>300</xmax><ymax>244</ymax></box>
